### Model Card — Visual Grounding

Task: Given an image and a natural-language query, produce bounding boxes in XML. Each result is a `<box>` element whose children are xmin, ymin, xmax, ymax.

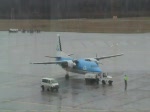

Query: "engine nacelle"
<box><xmin>61</xmin><ymin>60</ymin><xmax>76</xmax><ymax>68</ymax></box>
<box><xmin>67</xmin><ymin>60</ymin><xmax>76</xmax><ymax>68</ymax></box>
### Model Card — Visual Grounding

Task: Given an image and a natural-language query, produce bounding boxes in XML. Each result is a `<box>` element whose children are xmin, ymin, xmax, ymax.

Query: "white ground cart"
<box><xmin>85</xmin><ymin>72</ymin><xmax>113</xmax><ymax>85</ymax></box>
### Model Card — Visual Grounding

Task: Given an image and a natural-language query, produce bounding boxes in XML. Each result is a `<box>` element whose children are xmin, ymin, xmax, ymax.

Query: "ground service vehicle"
<box><xmin>85</xmin><ymin>73</ymin><xmax>113</xmax><ymax>85</ymax></box>
<box><xmin>41</xmin><ymin>78</ymin><xmax>59</xmax><ymax>92</ymax></box>
<box><xmin>85</xmin><ymin>73</ymin><xmax>100</xmax><ymax>84</ymax></box>
<box><xmin>100</xmin><ymin>73</ymin><xmax>113</xmax><ymax>85</ymax></box>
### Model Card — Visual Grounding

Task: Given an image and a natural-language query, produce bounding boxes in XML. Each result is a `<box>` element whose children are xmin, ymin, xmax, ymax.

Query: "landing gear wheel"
<box><xmin>65</xmin><ymin>74</ymin><xmax>69</xmax><ymax>80</ymax></box>
<box><xmin>96</xmin><ymin>79</ymin><xmax>99</xmax><ymax>84</ymax></box>
<box><xmin>56</xmin><ymin>88</ymin><xmax>59</xmax><ymax>92</ymax></box>
<box><xmin>51</xmin><ymin>88</ymin><xmax>54</xmax><ymax>92</ymax></box>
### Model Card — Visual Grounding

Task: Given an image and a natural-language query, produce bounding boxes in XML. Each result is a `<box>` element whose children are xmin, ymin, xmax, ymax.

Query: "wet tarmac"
<box><xmin>0</xmin><ymin>31</ymin><xmax>150</xmax><ymax>112</ymax></box>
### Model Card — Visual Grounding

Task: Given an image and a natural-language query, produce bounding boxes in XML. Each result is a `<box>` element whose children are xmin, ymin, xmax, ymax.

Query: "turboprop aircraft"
<box><xmin>31</xmin><ymin>34</ymin><xmax>123</xmax><ymax>79</ymax></box>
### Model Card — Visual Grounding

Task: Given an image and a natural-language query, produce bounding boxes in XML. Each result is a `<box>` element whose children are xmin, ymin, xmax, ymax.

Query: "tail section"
<box><xmin>56</xmin><ymin>34</ymin><xmax>62</xmax><ymax>51</ymax></box>
<box><xmin>56</xmin><ymin>34</ymin><xmax>73</xmax><ymax>59</ymax></box>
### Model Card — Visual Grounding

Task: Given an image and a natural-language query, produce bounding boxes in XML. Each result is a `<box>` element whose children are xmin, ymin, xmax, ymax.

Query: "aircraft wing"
<box><xmin>30</xmin><ymin>61</ymin><xmax>67</xmax><ymax>64</ymax></box>
<box><xmin>95</xmin><ymin>54</ymin><xmax>123</xmax><ymax>60</ymax></box>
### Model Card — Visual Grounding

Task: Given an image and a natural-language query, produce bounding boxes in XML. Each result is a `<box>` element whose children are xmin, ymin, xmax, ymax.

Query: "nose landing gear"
<box><xmin>65</xmin><ymin>74</ymin><xmax>69</xmax><ymax>80</ymax></box>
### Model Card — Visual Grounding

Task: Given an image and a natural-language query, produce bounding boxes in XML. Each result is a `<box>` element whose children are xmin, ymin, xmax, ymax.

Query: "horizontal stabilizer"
<box><xmin>68</xmin><ymin>54</ymin><xmax>74</xmax><ymax>56</ymax></box>
<box><xmin>30</xmin><ymin>60</ymin><xmax>67</xmax><ymax>64</ymax></box>
<box><xmin>45</xmin><ymin>56</ymin><xmax>61</xmax><ymax>58</ymax></box>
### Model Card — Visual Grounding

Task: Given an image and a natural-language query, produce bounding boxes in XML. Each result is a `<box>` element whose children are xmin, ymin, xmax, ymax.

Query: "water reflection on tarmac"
<box><xmin>0</xmin><ymin>31</ymin><xmax>150</xmax><ymax>112</ymax></box>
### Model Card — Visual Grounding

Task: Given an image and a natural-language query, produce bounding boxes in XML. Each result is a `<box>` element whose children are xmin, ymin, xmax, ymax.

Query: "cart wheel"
<box><xmin>41</xmin><ymin>85</ymin><xmax>44</xmax><ymax>91</ymax></box>
<box><xmin>102</xmin><ymin>80</ymin><xmax>106</xmax><ymax>85</ymax></box>
<box><xmin>108</xmin><ymin>80</ymin><xmax>113</xmax><ymax>86</ymax></box>
<box><xmin>96</xmin><ymin>79</ymin><xmax>99</xmax><ymax>84</ymax></box>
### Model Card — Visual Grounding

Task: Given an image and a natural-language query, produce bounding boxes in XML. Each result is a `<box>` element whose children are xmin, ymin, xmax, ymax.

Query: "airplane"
<box><xmin>31</xmin><ymin>34</ymin><xmax>123</xmax><ymax>79</ymax></box>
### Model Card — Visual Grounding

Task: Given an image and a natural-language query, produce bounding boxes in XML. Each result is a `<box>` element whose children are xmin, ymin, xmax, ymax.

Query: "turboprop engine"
<box><xmin>61</xmin><ymin>60</ymin><xmax>76</xmax><ymax>68</ymax></box>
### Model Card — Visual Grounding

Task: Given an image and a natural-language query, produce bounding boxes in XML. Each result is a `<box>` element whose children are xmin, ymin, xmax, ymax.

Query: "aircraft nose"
<box><xmin>93</xmin><ymin>67</ymin><xmax>101</xmax><ymax>72</ymax></box>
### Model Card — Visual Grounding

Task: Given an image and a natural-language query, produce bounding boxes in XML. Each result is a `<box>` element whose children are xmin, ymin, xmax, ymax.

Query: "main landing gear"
<box><xmin>65</xmin><ymin>74</ymin><xmax>69</xmax><ymax>80</ymax></box>
<box><xmin>65</xmin><ymin>71</ymin><xmax>69</xmax><ymax>80</ymax></box>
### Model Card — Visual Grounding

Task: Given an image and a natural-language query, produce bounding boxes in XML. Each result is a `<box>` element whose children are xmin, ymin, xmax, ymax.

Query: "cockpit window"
<box><xmin>91</xmin><ymin>65</ymin><xmax>97</xmax><ymax>68</ymax></box>
<box><xmin>85</xmin><ymin>59</ymin><xmax>91</xmax><ymax>61</ymax></box>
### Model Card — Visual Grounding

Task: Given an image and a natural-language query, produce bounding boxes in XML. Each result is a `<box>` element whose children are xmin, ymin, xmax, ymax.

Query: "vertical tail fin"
<box><xmin>57</xmin><ymin>34</ymin><xmax>62</xmax><ymax>51</ymax></box>
<box><xmin>56</xmin><ymin>34</ymin><xmax>72</xmax><ymax>58</ymax></box>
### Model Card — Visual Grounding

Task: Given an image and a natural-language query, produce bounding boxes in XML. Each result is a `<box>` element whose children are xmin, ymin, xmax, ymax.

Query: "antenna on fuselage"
<box><xmin>57</xmin><ymin>34</ymin><xmax>62</xmax><ymax>51</ymax></box>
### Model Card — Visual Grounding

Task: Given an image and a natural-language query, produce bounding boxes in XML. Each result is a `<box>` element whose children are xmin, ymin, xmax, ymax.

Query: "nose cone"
<box><xmin>92</xmin><ymin>67</ymin><xmax>102</xmax><ymax>73</ymax></box>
